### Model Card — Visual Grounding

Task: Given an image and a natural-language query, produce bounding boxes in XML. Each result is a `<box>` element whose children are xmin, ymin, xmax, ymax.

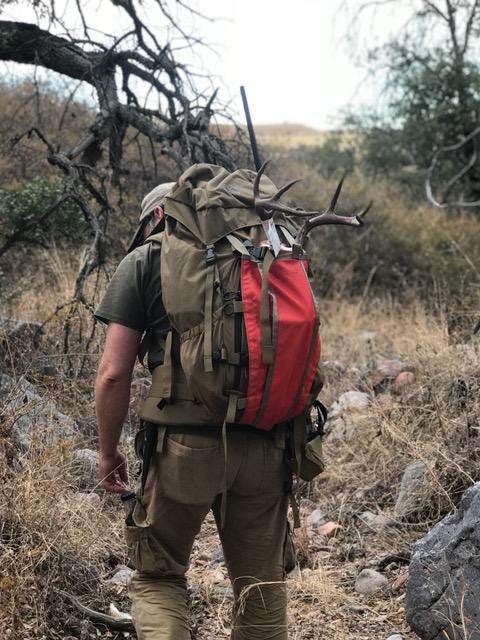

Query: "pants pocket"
<box><xmin>125</xmin><ymin>525</ymin><xmax>186</xmax><ymax>577</ymax></box>
<box><xmin>158</xmin><ymin>432</ymin><xmax>224</xmax><ymax>505</ymax></box>
<box><xmin>125</xmin><ymin>524</ymin><xmax>148</xmax><ymax>570</ymax></box>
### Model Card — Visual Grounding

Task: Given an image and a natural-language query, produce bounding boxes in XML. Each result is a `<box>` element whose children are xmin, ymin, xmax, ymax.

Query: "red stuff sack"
<box><xmin>239</xmin><ymin>249</ymin><xmax>321</xmax><ymax>430</ymax></box>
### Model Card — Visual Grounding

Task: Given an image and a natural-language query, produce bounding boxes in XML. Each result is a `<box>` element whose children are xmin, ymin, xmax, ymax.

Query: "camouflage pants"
<box><xmin>126</xmin><ymin>425</ymin><xmax>294</xmax><ymax>640</ymax></box>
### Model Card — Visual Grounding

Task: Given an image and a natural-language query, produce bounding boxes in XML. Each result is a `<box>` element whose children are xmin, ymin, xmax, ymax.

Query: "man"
<box><xmin>95</xmin><ymin>182</ymin><xmax>294</xmax><ymax>640</ymax></box>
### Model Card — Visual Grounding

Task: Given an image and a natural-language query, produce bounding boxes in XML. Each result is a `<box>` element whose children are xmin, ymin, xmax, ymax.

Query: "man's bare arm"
<box><xmin>95</xmin><ymin>322</ymin><xmax>141</xmax><ymax>492</ymax></box>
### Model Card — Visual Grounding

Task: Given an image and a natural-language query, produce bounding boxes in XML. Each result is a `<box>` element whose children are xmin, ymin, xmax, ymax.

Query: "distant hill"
<box><xmin>254</xmin><ymin>123</ymin><xmax>333</xmax><ymax>148</ymax></box>
<box><xmin>216</xmin><ymin>122</ymin><xmax>339</xmax><ymax>149</ymax></box>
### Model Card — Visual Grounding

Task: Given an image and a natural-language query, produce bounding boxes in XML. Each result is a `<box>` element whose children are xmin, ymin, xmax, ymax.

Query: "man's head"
<box><xmin>127</xmin><ymin>182</ymin><xmax>175</xmax><ymax>253</ymax></box>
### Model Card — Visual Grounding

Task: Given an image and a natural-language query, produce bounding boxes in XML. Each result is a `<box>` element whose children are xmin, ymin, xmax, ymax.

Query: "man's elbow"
<box><xmin>96</xmin><ymin>363</ymin><xmax>132</xmax><ymax>387</ymax></box>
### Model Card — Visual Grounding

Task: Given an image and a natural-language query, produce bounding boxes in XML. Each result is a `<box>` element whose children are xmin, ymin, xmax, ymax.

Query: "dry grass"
<box><xmin>1</xmin><ymin>242</ymin><xmax>480</xmax><ymax>638</ymax></box>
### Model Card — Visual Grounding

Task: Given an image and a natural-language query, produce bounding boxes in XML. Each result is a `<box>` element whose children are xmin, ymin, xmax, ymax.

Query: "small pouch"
<box><xmin>301</xmin><ymin>433</ymin><xmax>325</xmax><ymax>481</ymax></box>
<box><xmin>287</xmin><ymin>404</ymin><xmax>327</xmax><ymax>482</ymax></box>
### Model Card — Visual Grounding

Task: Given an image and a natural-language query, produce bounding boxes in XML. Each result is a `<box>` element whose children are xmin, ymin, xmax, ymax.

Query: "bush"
<box><xmin>0</xmin><ymin>177</ymin><xmax>86</xmax><ymax>248</ymax></box>
<box><xmin>268</xmin><ymin>159</ymin><xmax>480</xmax><ymax>331</ymax></box>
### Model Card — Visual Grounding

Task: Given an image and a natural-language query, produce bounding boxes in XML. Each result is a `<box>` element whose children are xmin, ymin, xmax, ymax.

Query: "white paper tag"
<box><xmin>262</xmin><ymin>218</ymin><xmax>282</xmax><ymax>256</ymax></box>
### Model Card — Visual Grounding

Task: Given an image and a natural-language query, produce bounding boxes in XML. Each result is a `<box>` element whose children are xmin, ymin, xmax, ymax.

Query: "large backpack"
<box><xmin>140</xmin><ymin>163</ymin><xmax>324</xmax><ymax>430</ymax></box>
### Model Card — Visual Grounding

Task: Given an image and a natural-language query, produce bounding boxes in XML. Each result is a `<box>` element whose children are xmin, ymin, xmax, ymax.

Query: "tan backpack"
<box><xmin>140</xmin><ymin>162</ymin><xmax>324</xmax><ymax>428</ymax></box>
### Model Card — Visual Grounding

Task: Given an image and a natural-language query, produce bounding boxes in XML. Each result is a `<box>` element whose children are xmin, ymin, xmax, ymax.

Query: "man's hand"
<box><xmin>99</xmin><ymin>449</ymin><xmax>128</xmax><ymax>493</ymax></box>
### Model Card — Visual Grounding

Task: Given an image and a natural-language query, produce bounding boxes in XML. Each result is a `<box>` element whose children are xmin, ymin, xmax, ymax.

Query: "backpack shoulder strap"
<box><xmin>144</xmin><ymin>231</ymin><xmax>164</xmax><ymax>246</ymax></box>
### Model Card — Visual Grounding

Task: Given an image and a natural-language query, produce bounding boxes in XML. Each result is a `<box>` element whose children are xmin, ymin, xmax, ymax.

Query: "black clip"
<box><xmin>205</xmin><ymin>244</ymin><xmax>216</xmax><ymax>265</ymax></box>
<box><xmin>313</xmin><ymin>400</ymin><xmax>328</xmax><ymax>437</ymax></box>
<box><xmin>243</xmin><ymin>240</ymin><xmax>267</xmax><ymax>261</ymax></box>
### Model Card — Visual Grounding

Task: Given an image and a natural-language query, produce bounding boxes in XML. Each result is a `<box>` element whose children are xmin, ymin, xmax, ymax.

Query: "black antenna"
<box><xmin>240</xmin><ymin>85</ymin><xmax>262</xmax><ymax>171</ymax></box>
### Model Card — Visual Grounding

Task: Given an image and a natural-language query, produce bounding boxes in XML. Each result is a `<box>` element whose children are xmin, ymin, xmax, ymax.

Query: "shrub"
<box><xmin>0</xmin><ymin>177</ymin><xmax>86</xmax><ymax>249</ymax></box>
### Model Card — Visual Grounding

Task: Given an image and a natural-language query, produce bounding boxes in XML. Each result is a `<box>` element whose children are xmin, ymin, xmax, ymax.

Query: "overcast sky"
<box><xmin>3</xmin><ymin>0</ymin><xmax>410</xmax><ymax>129</ymax></box>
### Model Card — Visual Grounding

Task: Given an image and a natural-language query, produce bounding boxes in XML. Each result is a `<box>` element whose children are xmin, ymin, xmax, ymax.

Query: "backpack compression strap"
<box><xmin>259</xmin><ymin>250</ymin><xmax>275</xmax><ymax>365</ymax></box>
<box><xmin>204</xmin><ymin>245</ymin><xmax>220</xmax><ymax>373</ymax></box>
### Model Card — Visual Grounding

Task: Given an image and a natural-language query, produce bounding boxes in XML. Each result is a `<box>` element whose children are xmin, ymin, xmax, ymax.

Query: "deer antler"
<box><xmin>232</xmin><ymin>160</ymin><xmax>371</xmax><ymax>245</ymax></box>
<box><xmin>295</xmin><ymin>175</ymin><xmax>372</xmax><ymax>248</ymax></box>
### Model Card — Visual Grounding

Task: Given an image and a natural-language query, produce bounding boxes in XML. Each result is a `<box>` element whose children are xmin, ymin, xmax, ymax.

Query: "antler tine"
<box><xmin>327</xmin><ymin>172</ymin><xmax>346</xmax><ymax>213</ymax></box>
<box><xmin>253</xmin><ymin>159</ymin><xmax>270</xmax><ymax>201</ymax></box>
<box><xmin>355</xmin><ymin>200</ymin><xmax>373</xmax><ymax>221</ymax></box>
<box><xmin>294</xmin><ymin>175</ymin><xmax>372</xmax><ymax>248</ymax></box>
<box><xmin>271</xmin><ymin>178</ymin><xmax>303</xmax><ymax>202</ymax></box>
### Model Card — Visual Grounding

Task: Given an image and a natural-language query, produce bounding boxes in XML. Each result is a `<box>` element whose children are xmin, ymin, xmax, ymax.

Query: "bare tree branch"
<box><xmin>426</xmin><ymin>126</ymin><xmax>480</xmax><ymax>207</ymax></box>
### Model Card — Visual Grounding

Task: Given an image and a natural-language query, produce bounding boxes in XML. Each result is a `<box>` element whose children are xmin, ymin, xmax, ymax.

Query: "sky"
<box><xmin>2</xmin><ymin>0</ymin><xmax>410</xmax><ymax>129</ymax></box>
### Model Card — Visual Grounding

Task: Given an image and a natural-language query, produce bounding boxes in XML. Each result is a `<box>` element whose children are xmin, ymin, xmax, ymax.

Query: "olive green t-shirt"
<box><xmin>94</xmin><ymin>240</ymin><xmax>169</xmax><ymax>371</ymax></box>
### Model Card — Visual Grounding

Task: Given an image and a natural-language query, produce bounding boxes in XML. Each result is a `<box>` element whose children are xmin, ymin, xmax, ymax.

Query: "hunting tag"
<box><xmin>262</xmin><ymin>218</ymin><xmax>282</xmax><ymax>256</ymax></box>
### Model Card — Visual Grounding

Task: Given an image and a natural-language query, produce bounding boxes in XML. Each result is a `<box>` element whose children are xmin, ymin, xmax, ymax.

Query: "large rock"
<box><xmin>406</xmin><ymin>482</ymin><xmax>480</xmax><ymax>640</ymax></box>
<box><xmin>0</xmin><ymin>318</ymin><xmax>44</xmax><ymax>368</ymax></box>
<box><xmin>394</xmin><ymin>461</ymin><xmax>428</xmax><ymax>518</ymax></box>
<box><xmin>0</xmin><ymin>317</ymin><xmax>43</xmax><ymax>344</ymax></box>
<box><xmin>1</xmin><ymin>375</ymin><xmax>77</xmax><ymax>449</ymax></box>
<box><xmin>326</xmin><ymin>391</ymin><xmax>371</xmax><ymax>440</ymax></box>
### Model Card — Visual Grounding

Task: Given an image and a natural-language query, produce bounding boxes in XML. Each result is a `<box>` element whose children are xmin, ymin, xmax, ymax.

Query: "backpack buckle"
<box><xmin>243</xmin><ymin>240</ymin><xmax>267</xmax><ymax>261</ymax></box>
<box><xmin>205</xmin><ymin>244</ymin><xmax>216</xmax><ymax>265</ymax></box>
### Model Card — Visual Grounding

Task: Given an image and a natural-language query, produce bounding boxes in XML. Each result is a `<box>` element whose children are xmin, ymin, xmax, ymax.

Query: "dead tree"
<box><xmin>0</xmin><ymin>1</ymin><xmax>243</xmax><ymax>367</ymax></box>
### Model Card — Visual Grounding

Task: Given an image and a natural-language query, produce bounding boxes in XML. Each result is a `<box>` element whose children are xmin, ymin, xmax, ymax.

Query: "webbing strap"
<box><xmin>226</xmin><ymin>233</ymin><xmax>250</xmax><ymax>256</ymax></box>
<box><xmin>140</xmin><ymin>422</ymin><xmax>158</xmax><ymax>496</ymax></box>
<box><xmin>219</xmin><ymin>421</ymin><xmax>228</xmax><ymax>529</ymax></box>
<box><xmin>150</xmin><ymin>331</ymin><xmax>173</xmax><ymax>401</ymax></box>
<box><xmin>204</xmin><ymin>262</ymin><xmax>216</xmax><ymax>373</ymax></box>
<box><xmin>289</xmin><ymin>492</ymin><xmax>301</xmax><ymax>529</ymax></box>
<box><xmin>260</xmin><ymin>250</ymin><xmax>275</xmax><ymax>365</ymax></box>
<box><xmin>226</xmin><ymin>393</ymin><xmax>238</xmax><ymax>424</ymax></box>
<box><xmin>293</xmin><ymin>414</ymin><xmax>305</xmax><ymax>479</ymax></box>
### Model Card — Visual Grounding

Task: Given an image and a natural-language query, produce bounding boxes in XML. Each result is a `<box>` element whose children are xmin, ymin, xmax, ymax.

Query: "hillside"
<box><xmin>1</xmin><ymin>83</ymin><xmax>480</xmax><ymax>640</ymax></box>
<box><xmin>255</xmin><ymin>123</ymin><xmax>333</xmax><ymax>148</ymax></box>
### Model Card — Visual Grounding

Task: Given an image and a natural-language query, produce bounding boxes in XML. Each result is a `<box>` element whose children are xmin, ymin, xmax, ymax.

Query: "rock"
<box><xmin>0</xmin><ymin>373</ymin><xmax>15</xmax><ymax>397</ymax></box>
<box><xmin>393</xmin><ymin>371</ymin><xmax>415</xmax><ymax>395</ymax></box>
<box><xmin>406</xmin><ymin>482</ymin><xmax>480</xmax><ymax>640</ymax></box>
<box><xmin>71</xmin><ymin>449</ymin><xmax>99</xmax><ymax>491</ymax></box>
<box><xmin>203</xmin><ymin>568</ymin><xmax>226</xmax><ymax>586</ymax></box>
<box><xmin>322</xmin><ymin>360</ymin><xmax>347</xmax><ymax>375</ymax></box>
<box><xmin>358</xmin><ymin>510</ymin><xmax>390</xmax><ymax>531</ymax></box>
<box><xmin>318</xmin><ymin>521</ymin><xmax>341</xmax><ymax>539</ymax></box>
<box><xmin>0</xmin><ymin>318</ymin><xmax>44</xmax><ymax>370</ymax></box>
<box><xmin>367</xmin><ymin>357</ymin><xmax>406</xmax><ymax>387</ymax></box>
<box><xmin>327</xmin><ymin>391</ymin><xmax>371</xmax><ymax>441</ymax></box>
<box><xmin>386</xmin><ymin>634</ymin><xmax>403</xmax><ymax>640</ymax></box>
<box><xmin>1</xmin><ymin>376</ymin><xmax>77</xmax><ymax>449</ymax></box>
<box><xmin>107</xmin><ymin>564</ymin><xmax>134</xmax><ymax>586</ymax></box>
<box><xmin>332</xmin><ymin>391</ymin><xmax>371</xmax><ymax>413</ymax></box>
<box><xmin>209</xmin><ymin>546</ymin><xmax>225</xmax><ymax>566</ymax></box>
<box><xmin>391</xmin><ymin>570</ymin><xmax>409</xmax><ymax>592</ymax></box>
<box><xmin>0</xmin><ymin>317</ymin><xmax>43</xmax><ymax>344</ymax></box>
<box><xmin>307</xmin><ymin>508</ymin><xmax>326</xmax><ymax>529</ymax></box>
<box><xmin>347</xmin><ymin>364</ymin><xmax>370</xmax><ymax>382</ymax></box>
<box><xmin>394</xmin><ymin>461</ymin><xmax>428</xmax><ymax>518</ymax></box>
<box><xmin>376</xmin><ymin>393</ymin><xmax>394</xmax><ymax>411</ymax></box>
<box><xmin>355</xmin><ymin>568</ymin><xmax>388</xmax><ymax>595</ymax></box>
<box><xmin>109</xmin><ymin>603</ymin><xmax>132</xmax><ymax>621</ymax></box>
<box><xmin>74</xmin><ymin>448</ymin><xmax>98</xmax><ymax>468</ymax></box>
<box><xmin>72</xmin><ymin>492</ymin><xmax>101</xmax><ymax>509</ymax></box>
